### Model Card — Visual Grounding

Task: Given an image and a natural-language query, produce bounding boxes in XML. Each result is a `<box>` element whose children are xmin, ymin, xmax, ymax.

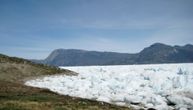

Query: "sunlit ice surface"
<box><xmin>25</xmin><ymin>63</ymin><xmax>193</xmax><ymax>110</ymax></box>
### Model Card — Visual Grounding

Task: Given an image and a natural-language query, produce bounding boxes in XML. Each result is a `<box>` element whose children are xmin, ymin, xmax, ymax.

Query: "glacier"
<box><xmin>25</xmin><ymin>63</ymin><xmax>193</xmax><ymax>110</ymax></box>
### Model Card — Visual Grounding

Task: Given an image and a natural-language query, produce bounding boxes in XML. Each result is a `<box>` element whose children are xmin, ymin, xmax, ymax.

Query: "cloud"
<box><xmin>144</xmin><ymin>27</ymin><xmax>193</xmax><ymax>46</ymax></box>
<box><xmin>1</xmin><ymin>0</ymin><xmax>193</xmax><ymax>59</ymax></box>
<box><xmin>56</xmin><ymin>14</ymin><xmax>193</xmax><ymax>31</ymax></box>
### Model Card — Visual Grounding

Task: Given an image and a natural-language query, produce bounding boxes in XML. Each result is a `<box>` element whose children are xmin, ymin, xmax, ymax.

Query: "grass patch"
<box><xmin>0</xmin><ymin>54</ymin><xmax>132</xmax><ymax>110</ymax></box>
<box><xmin>0</xmin><ymin>81</ymin><xmax>131</xmax><ymax>110</ymax></box>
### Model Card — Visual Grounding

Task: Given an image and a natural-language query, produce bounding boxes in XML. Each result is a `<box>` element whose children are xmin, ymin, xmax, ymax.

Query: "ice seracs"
<box><xmin>25</xmin><ymin>63</ymin><xmax>193</xmax><ymax>110</ymax></box>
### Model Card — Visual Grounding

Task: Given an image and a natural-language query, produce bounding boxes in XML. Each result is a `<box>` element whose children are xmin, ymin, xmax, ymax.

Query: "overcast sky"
<box><xmin>0</xmin><ymin>0</ymin><xmax>193</xmax><ymax>59</ymax></box>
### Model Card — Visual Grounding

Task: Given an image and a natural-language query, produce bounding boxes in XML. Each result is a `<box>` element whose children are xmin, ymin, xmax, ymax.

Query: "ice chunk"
<box><xmin>25</xmin><ymin>63</ymin><xmax>193</xmax><ymax>109</ymax></box>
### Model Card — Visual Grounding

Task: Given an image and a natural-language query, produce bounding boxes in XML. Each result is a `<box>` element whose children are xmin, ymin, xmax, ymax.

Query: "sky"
<box><xmin>0</xmin><ymin>0</ymin><xmax>193</xmax><ymax>59</ymax></box>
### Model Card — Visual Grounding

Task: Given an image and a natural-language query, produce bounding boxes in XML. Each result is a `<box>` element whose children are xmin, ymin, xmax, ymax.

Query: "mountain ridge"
<box><xmin>33</xmin><ymin>43</ymin><xmax>193</xmax><ymax>66</ymax></box>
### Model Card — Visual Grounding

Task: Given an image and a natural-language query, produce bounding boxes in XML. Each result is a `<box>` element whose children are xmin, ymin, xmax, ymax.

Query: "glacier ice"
<box><xmin>25</xmin><ymin>63</ymin><xmax>193</xmax><ymax>110</ymax></box>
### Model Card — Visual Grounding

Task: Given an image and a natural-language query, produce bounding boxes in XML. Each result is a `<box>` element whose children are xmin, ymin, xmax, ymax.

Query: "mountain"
<box><xmin>35</xmin><ymin>49</ymin><xmax>136</xmax><ymax>66</ymax></box>
<box><xmin>33</xmin><ymin>43</ymin><xmax>193</xmax><ymax>66</ymax></box>
<box><xmin>137</xmin><ymin>43</ymin><xmax>193</xmax><ymax>63</ymax></box>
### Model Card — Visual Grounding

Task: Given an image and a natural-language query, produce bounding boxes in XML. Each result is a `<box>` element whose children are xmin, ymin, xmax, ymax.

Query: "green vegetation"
<box><xmin>0</xmin><ymin>54</ymin><xmax>131</xmax><ymax>110</ymax></box>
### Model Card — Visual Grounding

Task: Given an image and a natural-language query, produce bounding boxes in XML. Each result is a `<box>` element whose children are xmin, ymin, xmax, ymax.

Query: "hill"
<box><xmin>137</xmin><ymin>43</ymin><xmax>193</xmax><ymax>63</ymax></box>
<box><xmin>34</xmin><ymin>43</ymin><xmax>193</xmax><ymax>66</ymax></box>
<box><xmin>0</xmin><ymin>54</ymin><xmax>74</xmax><ymax>82</ymax></box>
<box><xmin>0</xmin><ymin>54</ymin><xmax>131</xmax><ymax>110</ymax></box>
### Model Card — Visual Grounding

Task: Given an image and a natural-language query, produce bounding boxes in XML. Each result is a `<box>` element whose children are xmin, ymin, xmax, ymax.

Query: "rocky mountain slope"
<box><xmin>34</xmin><ymin>43</ymin><xmax>193</xmax><ymax>66</ymax></box>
